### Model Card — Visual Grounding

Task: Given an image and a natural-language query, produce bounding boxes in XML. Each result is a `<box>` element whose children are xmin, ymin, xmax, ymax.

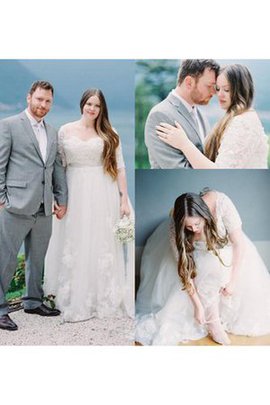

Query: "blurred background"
<box><xmin>135</xmin><ymin>59</ymin><xmax>270</xmax><ymax>168</ymax></box>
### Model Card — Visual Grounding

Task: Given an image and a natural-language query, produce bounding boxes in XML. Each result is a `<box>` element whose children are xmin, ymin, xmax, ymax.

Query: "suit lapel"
<box><xmin>20</xmin><ymin>112</ymin><xmax>44</xmax><ymax>162</ymax></box>
<box><xmin>167</xmin><ymin>93</ymin><xmax>204</xmax><ymax>148</ymax></box>
<box><xmin>197</xmin><ymin>108</ymin><xmax>207</xmax><ymax>138</ymax></box>
<box><xmin>44</xmin><ymin>121</ymin><xmax>54</xmax><ymax>163</ymax></box>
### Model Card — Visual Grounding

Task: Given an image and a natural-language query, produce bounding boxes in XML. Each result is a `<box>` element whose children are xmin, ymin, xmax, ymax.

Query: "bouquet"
<box><xmin>114</xmin><ymin>215</ymin><xmax>135</xmax><ymax>243</ymax></box>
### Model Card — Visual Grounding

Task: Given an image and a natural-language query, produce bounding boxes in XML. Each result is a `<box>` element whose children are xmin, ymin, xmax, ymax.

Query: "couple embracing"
<box><xmin>145</xmin><ymin>59</ymin><xmax>268</xmax><ymax>169</ymax></box>
<box><xmin>0</xmin><ymin>81</ymin><xmax>133</xmax><ymax>332</ymax></box>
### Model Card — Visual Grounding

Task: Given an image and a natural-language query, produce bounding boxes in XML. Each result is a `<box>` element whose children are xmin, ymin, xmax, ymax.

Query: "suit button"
<box><xmin>42</xmin><ymin>181</ymin><xmax>45</xmax><ymax>185</ymax></box>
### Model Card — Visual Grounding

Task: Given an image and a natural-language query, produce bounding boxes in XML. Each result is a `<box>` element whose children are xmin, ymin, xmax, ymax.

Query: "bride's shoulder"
<box><xmin>60</xmin><ymin>121</ymin><xmax>79</xmax><ymax>131</ymax></box>
<box><xmin>201</xmin><ymin>189</ymin><xmax>218</xmax><ymax>212</ymax></box>
<box><xmin>202</xmin><ymin>190</ymin><xmax>230</xmax><ymax>211</ymax></box>
<box><xmin>229</xmin><ymin>109</ymin><xmax>259</xmax><ymax>126</ymax></box>
<box><xmin>215</xmin><ymin>192</ymin><xmax>235</xmax><ymax>213</ymax></box>
<box><xmin>58</xmin><ymin>121</ymin><xmax>80</xmax><ymax>137</ymax></box>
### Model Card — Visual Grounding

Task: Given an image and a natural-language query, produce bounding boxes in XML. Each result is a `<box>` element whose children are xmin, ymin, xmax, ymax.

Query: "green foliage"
<box><xmin>6</xmin><ymin>288</ymin><xmax>25</xmax><ymax>302</ymax></box>
<box><xmin>43</xmin><ymin>294</ymin><xmax>56</xmax><ymax>309</ymax></box>
<box><xmin>135</xmin><ymin>60</ymin><xmax>179</xmax><ymax>168</ymax></box>
<box><xmin>8</xmin><ymin>254</ymin><xmax>26</xmax><ymax>294</ymax></box>
<box><xmin>5</xmin><ymin>254</ymin><xmax>57</xmax><ymax>308</ymax></box>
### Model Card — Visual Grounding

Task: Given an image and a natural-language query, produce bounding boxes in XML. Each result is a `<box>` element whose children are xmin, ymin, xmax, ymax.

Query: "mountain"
<box><xmin>18</xmin><ymin>60</ymin><xmax>134</xmax><ymax>111</ymax></box>
<box><xmin>0</xmin><ymin>60</ymin><xmax>71</xmax><ymax>111</ymax></box>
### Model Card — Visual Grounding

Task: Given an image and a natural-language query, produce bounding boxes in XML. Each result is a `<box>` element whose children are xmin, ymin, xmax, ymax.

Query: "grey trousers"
<box><xmin>0</xmin><ymin>205</ymin><xmax>52</xmax><ymax>316</ymax></box>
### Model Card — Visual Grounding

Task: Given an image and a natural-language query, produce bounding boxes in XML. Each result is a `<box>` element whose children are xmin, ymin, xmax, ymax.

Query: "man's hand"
<box><xmin>54</xmin><ymin>202</ymin><xmax>67</xmax><ymax>220</ymax></box>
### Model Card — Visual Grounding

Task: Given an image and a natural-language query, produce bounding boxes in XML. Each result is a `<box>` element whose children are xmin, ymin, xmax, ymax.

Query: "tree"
<box><xmin>135</xmin><ymin>60</ymin><xmax>179</xmax><ymax>168</ymax></box>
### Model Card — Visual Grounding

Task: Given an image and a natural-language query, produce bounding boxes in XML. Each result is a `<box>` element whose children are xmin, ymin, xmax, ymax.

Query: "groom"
<box><xmin>0</xmin><ymin>81</ymin><xmax>68</xmax><ymax>331</ymax></box>
<box><xmin>145</xmin><ymin>59</ymin><xmax>220</xmax><ymax>168</ymax></box>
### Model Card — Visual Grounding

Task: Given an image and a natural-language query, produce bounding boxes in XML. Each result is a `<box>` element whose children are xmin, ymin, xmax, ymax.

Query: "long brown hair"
<box><xmin>80</xmin><ymin>89</ymin><xmax>119</xmax><ymax>179</ymax></box>
<box><xmin>173</xmin><ymin>192</ymin><xmax>228</xmax><ymax>294</ymax></box>
<box><xmin>204</xmin><ymin>64</ymin><xmax>254</xmax><ymax>161</ymax></box>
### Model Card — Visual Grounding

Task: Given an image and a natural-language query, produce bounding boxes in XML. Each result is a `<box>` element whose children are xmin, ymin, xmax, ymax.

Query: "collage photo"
<box><xmin>1</xmin><ymin>59</ymin><xmax>270</xmax><ymax>346</ymax></box>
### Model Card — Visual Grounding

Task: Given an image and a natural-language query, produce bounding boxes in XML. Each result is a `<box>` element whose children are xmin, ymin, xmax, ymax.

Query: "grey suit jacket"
<box><xmin>145</xmin><ymin>92</ymin><xmax>210</xmax><ymax>168</ymax></box>
<box><xmin>0</xmin><ymin>111</ymin><xmax>68</xmax><ymax>216</ymax></box>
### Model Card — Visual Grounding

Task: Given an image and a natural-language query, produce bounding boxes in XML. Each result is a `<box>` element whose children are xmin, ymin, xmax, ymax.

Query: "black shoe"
<box><xmin>24</xmin><ymin>304</ymin><xmax>61</xmax><ymax>317</ymax></box>
<box><xmin>0</xmin><ymin>314</ymin><xmax>18</xmax><ymax>331</ymax></box>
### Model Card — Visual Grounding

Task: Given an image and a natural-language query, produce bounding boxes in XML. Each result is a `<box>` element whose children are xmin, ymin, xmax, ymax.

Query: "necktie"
<box><xmin>190</xmin><ymin>107</ymin><xmax>204</xmax><ymax>143</ymax></box>
<box><xmin>34</xmin><ymin>123</ymin><xmax>47</xmax><ymax>162</ymax></box>
<box><xmin>190</xmin><ymin>107</ymin><xmax>199</xmax><ymax>130</ymax></box>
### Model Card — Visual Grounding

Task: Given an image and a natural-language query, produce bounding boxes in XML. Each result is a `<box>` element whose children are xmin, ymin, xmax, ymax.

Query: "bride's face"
<box><xmin>184</xmin><ymin>216</ymin><xmax>205</xmax><ymax>234</ymax></box>
<box><xmin>216</xmin><ymin>73</ymin><xmax>231</xmax><ymax>110</ymax></box>
<box><xmin>82</xmin><ymin>95</ymin><xmax>101</xmax><ymax>120</ymax></box>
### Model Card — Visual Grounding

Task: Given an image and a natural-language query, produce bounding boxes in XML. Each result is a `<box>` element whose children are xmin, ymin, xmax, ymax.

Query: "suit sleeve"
<box><xmin>52</xmin><ymin>128</ymin><xmax>68</xmax><ymax>206</ymax></box>
<box><xmin>0</xmin><ymin>119</ymin><xmax>12</xmax><ymax>204</ymax></box>
<box><xmin>145</xmin><ymin>110</ymin><xmax>190</xmax><ymax>169</ymax></box>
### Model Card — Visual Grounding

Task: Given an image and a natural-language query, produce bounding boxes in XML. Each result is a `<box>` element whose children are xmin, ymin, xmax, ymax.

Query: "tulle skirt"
<box><xmin>135</xmin><ymin>219</ymin><xmax>270</xmax><ymax>345</ymax></box>
<box><xmin>44</xmin><ymin>165</ymin><xmax>134</xmax><ymax>322</ymax></box>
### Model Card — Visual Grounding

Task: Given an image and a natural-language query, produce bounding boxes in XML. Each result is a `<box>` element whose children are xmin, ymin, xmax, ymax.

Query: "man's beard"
<box><xmin>30</xmin><ymin>105</ymin><xmax>48</xmax><ymax>118</ymax></box>
<box><xmin>191</xmin><ymin>89</ymin><xmax>211</xmax><ymax>105</ymax></box>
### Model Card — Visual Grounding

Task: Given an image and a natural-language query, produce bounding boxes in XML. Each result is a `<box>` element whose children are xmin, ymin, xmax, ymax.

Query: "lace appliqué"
<box><xmin>215</xmin><ymin>111</ymin><xmax>268</xmax><ymax>168</ymax></box>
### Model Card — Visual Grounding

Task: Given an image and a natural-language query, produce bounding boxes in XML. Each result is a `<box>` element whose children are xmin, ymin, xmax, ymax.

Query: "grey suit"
<box><xmin>0</xmin><ymin>111</ymin><xmax>68</xmax><ymax>315</ymax></box>
<box><xmin>145</xmin><ymin>92</ymin><xmax>209</xmax><ymax>168</ymax></box>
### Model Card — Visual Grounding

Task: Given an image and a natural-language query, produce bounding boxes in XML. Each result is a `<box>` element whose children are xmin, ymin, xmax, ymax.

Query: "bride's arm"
<box><xmin>114</xmin><ymin>136</ymin><xmax>130</xmax><ymax>217</ymax></box>
<box><xmin>188</xmin><ymin>280</ymin><xmax>206</xmax><ymax>325</ymax></box>
<box><xmin>221</xmin><ymin>228</ymin><xmax>245</xmax><ymax>296</ymax></box>
<box><xmin>169</xmin><ymin>221</ymin><xmax>206</xmax><ymax>324</ymax></box>
<box><xmin>220</xmin><ymin>193</ymin><xmax>245</xmax><ymax>296</ymax></box>
<box><xmin>156</xmin><ymin>122</ymin><xmax>217</xmax><ymax>169</ymax></box>
<box><xmin>117</xmin><ymin>168</ymin><xmax>130</xmax><ymax>217</ymax></box>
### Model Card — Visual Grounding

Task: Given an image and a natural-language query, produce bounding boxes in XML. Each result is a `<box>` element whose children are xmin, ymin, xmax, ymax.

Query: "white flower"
<box><xmin>113</xmin><ymin>215</ymin><xmax>135</xmax><ymax>243</ymax></box>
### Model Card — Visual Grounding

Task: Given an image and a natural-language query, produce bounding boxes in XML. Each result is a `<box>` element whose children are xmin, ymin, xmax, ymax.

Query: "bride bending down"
<box><xmin>157</xmin><ymin>64</ymin><xmax>268</xmax><ymax>168</ymax></box>
<box><xmin>44</xmin><ymin>89</ymin><xmax>134</xmax><ymax>322</ymax></box>
<box><xmin>135</xmin><ymin>189</ymin><xmax>270</xmax><ymax>345</ymax></box>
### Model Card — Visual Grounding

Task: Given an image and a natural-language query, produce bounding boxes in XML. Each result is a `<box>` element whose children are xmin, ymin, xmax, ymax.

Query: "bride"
<box><xmin>135</xmin><ymin>189</ymin><xmax>270</xmax><ymax>345</ymax></box>
<box><xmin>44</xmin><ymin>88</ymin><xmax>134</xmax><ymax>322</ymax></box>
<box><xmin>157</xmin><ymin>64</ymin><xmax>269</xmax><ymax>168</ymax></box>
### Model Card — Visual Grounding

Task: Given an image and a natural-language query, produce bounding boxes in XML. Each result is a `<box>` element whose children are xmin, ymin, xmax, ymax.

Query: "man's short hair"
<box><xmin>177</xmin><ymin>59</ymin><xmax>220</xmax><ymax>85</ymax></box>
<box><xmin>28</xmin><ymin>81</ymin><xmax>54</xmax><ymax>96</ymax></box>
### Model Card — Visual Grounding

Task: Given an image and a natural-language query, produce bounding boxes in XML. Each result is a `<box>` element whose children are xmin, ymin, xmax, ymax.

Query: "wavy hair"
<box><xmin>80</xmin><ymin>89</ymin><xmax>119</xmax><ymax>180</ymax></box>
<box><xmin>173</xmin><ymin>191</ymin><xmax>228</xmax><ymax>294</ymax></box>
<box><xmin>205</xmin><ymin>64</ymin><xmax>254</xmax><ymax>161</ymax></box>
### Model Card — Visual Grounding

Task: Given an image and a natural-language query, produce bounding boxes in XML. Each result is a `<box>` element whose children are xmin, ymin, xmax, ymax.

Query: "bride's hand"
<box><xmin>156</xmin><ymin>121</ymin><xmax>189</xmax><ymax>150</ymax></box>
<box><xmin>120</xmin><ymin>200</ymin><xmax>130</xmax><ymax>218</ymax></box>
<box><xmin>220</xmin><ymin>280</ymin><xmax>235</xmax><ymax>297</ymax></box>
<box><xmin>194</xmin><ymin>305</ymin><xmax>206</xmax><ymax>325</ymax></box>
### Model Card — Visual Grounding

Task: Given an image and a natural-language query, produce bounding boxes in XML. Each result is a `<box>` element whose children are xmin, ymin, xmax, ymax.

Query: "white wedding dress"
<box><xmin>44</xmin><ymin>127</ymin><xmax>134</xmax><ymax>322</ymax></box>
<box><xmin>213</xmin><ymin>110</ymin><xmax>268</xmax><ymax>168</ymax></box>
<box><xmin>135</xmin><ymin>192</ymin><xmax>270</xmax><ymax>345</ymax></box>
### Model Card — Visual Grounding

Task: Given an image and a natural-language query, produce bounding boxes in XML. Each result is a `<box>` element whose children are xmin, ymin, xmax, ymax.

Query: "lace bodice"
<box><xmin>169</xmin><ymin>192</ymin><xmax>242</xmax><ymax>259</ymax></box>
<box><xmin>214</xmin><ymin>111</ymin><xmax>268</xmax><ymax>168</ymax></box>
<box><xmin>58</xmin><ymin>125</ymin><xmax>125</xmax><ymax>168</ymax></box>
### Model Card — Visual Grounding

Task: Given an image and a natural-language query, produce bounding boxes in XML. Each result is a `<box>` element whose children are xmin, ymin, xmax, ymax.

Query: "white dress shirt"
<box><xmin>25</xmin><ymin>109</ymin><xmax>48</xmax><ymax>162</ymax></box>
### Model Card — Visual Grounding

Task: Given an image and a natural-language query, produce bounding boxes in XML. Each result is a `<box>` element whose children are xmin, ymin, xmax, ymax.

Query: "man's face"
<box><xmin>190</xmin><ymin>68</ymin><xmax>216</xmax><ymax>105</ymax></box>
<box><xmin>27</xmin><ymin>87</ymin><xmax>53</xmax><ymax>121</ymax></box>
